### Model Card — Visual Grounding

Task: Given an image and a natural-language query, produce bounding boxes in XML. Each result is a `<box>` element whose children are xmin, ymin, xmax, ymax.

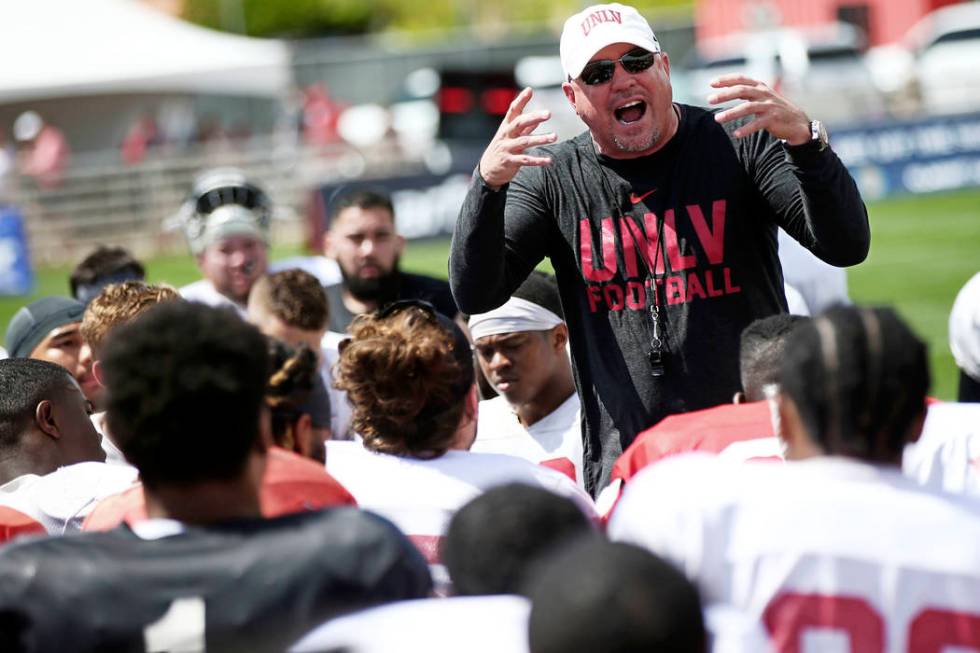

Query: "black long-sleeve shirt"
<box><xmin>450</xmin><ymin>104</ymin><xmax>869</xmax><ymax>495</ymax></box>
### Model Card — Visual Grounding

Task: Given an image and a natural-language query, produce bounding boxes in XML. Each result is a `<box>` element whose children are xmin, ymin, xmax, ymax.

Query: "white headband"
<box><xmin>468</xmin><ymin>297</ymin><xmax>564</xmax><ymax>342</ymax></box>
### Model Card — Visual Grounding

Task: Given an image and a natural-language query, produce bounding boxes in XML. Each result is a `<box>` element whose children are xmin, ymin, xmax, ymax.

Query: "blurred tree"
<box><xmin>182</xmin><ymin>0</ymin><xmax>381</xmax><ymax>37</ymax></box>
<box><xmin>180</xmin><ymin>0</ymin><xmax>693</xmax><ymax>38</ymax></box>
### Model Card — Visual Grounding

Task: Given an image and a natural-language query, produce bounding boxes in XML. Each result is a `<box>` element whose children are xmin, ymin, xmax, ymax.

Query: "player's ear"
<box><xmin>92</xmin><ymin>360</ymin><xmax>105</xmax><ymax>388</ymax></box>
<box><xmin>551</xmin><ymin>324</ymin><xmax>568</xmax><ymax>351</ymax></box>
<box><xmin>562</xmin><ymin>82</ymin><xmax>578</xmax><ymax>112</ymax></box>
<box><xmin>35</xmin><ymin>400</ymin><xmax>60</xmax><ymax>439</ymax></box>
<box><xmin>776</xmin><ymin>394</ymin><xmax>820</xmax><ymax>460</ymax></box>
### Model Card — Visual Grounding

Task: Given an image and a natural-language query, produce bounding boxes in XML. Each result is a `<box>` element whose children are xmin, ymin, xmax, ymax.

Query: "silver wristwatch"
<box><xmin>808</xmin><ymin>119</ymin><xmax>829</xmax><ymax>152</ymax></box>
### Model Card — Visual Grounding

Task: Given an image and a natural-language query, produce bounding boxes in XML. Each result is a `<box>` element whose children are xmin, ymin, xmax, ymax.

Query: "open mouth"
<box><xmin>614</xmin><ymin>100</ymin><xmax>647</xmax><ymax>124</ymax></box>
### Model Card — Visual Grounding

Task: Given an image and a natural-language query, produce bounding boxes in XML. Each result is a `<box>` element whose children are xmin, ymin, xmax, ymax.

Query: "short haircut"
<box><xmin>335</xmin><ymin>304</ymin><xmax>474</xmax><ymax>458</ymax></box>
<box><xmin>80</xmin><ymin>282</ymin><xmax>181</xmax><ymax>355</ymax></box>
<box><xmin>739</xmin><ymin>314</ymin><xmax>809</xmax><ymax>401</ymax></box>
<box><xmin>443</xmin><ymin>484</ymin><xmax>594</xmax><ymax>596</ymax></box>
<box><xmin>265</xmin><ymin>338</ymin><xmax>323</xmax><ymax>442</ymax></box>
<box><xmin>69</xmin><ymin>246</ymin><xmax>145</xmax><ymax>302</ymax></box>
<box><xmin>251</xmin><ymin>270</ymin><xmax>329</xmax><ymax>332</ymax></box>
<box><xmin>330</xmin><ymin>189</ymin><xmax>394</xmax><ymax>225</ymax></box>
<box><xmin>0</xmin><ymin>359</ymin><xmax>73</xmax><ymax>453</ymax></box>
<box><xmin>525</xmin><ymin>539</ymin><xmax>706</xmax><ymax>653</ymax></box>
<box><xmin>101</xmin><ymin>302</ymin><xmax>269</xmax><ymax>489</ymax></box>
<box><xmin>779</xmin><ymin>305</ymin><xmax>929</xmax><ymax>460</ymax></box>
<box><xmin>513</xmin><ymin>271</ymin><xmax>564</xmax><ymax>319</ymax></box>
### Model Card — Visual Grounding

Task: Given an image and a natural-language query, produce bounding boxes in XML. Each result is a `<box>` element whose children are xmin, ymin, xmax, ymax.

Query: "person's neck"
<box><xmin>144</xmin><ymin>477</ymin><xmax>262</xmax><ymax>526</ymax></box>
<box><xmin>0</xmin><ymin>449</ymin><xmax>55</xmax><ymax>487</ymax></box>
<box><xmin>341</xmin><ymin>288</ymin><xmax>380</xmax><ymax>316</ymax></box>
<box><xmin>515</xmin><ymin>378</ymin><xmax>576</xmax><ymax>428</ymax></box>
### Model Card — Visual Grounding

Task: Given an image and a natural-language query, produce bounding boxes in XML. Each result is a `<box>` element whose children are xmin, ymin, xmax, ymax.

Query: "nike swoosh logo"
<box><xmin>630</xmin><ymin>189</ymin><xmax>656</xmax><ymax>204</ymax></box>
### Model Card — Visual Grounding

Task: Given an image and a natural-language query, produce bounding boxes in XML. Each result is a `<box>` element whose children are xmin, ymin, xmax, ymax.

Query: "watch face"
<box><xmin>812</xmin><ymin>120</ymin><xmax>829</xmax><ymax>151</ymax></box>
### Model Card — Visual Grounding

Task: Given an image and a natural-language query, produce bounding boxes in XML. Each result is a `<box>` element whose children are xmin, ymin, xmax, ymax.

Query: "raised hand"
<box><xmin>708</xmin><ymin>75</ymin><xmax>811</xmax><ymax>145</ymax></box>
<box><xmin>478</xmin><ymin>87</ymin><xmax>558</xmax><ymax>189</ymax></box>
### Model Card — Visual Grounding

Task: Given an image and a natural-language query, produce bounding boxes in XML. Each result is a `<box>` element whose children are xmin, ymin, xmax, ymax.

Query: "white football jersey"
<box><xmin>610</xmin><ymin>454</ymin><xmax>980</xmax><ymax>652</ymax></box>
<box><xmin>320</xmin><ymin>330</ymin><xmax>353</xmax><ymax>440</ymax></box>
<box><xmin>179</xmin><ymin>279</ymin><xmax>246</xmax><ymax>318</ymax></box>
<box><xmin>325</xmin><ymin>441</ymin><xmax>596</xmax><ymax>592</ymax></box>
<box><xmin>291</xmin><ymin>595</ymin><xmax>530</xmax><ymax>653</ymax></box>
<box><xmin>903</xmin><ymin>402</ymin><xmax>980</xmax><ymax>497</ymax></box>
<box><xmin>0</xmin><ymin>462</ymin><xmax>139</xmax><ymax>534</ymax></box>
<box><xmin>473</xmin><ymin>393</ymin><xmax>584</xmax><ymax>488</ymax></box>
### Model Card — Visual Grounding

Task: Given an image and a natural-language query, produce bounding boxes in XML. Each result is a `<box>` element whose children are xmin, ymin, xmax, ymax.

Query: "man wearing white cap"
<box><xmin>950</xmin><ymin>271</ymin><xmax>980</xmax><ymax>402</ymax></box>
<box><xmin>468</xmin><ymin>272</ymin><xmax>584</xmax><ymax>488</ymax></box>
<box><xmin>177</xmin><ymin>168</ymin><xmax>271</xmax><ymax>316</ymax></box>
<box><xmin>449</xmin><ymin>3</ymin><xmax>870</xmax><ymax>494</ymax></box>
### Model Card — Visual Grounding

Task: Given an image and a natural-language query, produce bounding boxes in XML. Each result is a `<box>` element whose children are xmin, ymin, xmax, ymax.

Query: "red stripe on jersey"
<box><xmin>0</xmin><ymin>506</ymin><xmax>45</xmax><ymax>542</ymax></box>
<box><xmin>540</xmin><ymin>457</ymin><xmax>577</xmax><ymax>482</ymax></box>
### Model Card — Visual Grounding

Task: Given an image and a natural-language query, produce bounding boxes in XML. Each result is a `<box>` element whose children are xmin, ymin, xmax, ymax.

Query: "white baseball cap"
<box><xmin>559</xmin><ymin>3</ymin><xmax>661</xmax><ymax>81</ymax></box>
<box><xmin>950</xmin><ymin>271</ymin><xmax>980</xmax><ymax>381</ymax></box>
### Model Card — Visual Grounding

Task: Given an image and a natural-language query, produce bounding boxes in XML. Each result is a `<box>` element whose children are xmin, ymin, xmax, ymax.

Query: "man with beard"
<box><xmin>449</xmin><ymin>3</ymin><xmax>869</xmax><ymax>495</ymax></box>
<box><xmin>323</xmin><ymin>190</ymin><xmax>457</xmax><ymax>333</ymax></box>
<box><xmin>177</xmin><ymin>168</ymin><xmax>271</xmax><ymax>317</ymax></box>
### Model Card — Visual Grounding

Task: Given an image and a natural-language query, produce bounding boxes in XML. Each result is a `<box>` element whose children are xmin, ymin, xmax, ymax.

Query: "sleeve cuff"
<box><xmin>473</xmin><ymin>166</ymin><xmax>508</xmax><ymax>193</ymax></box>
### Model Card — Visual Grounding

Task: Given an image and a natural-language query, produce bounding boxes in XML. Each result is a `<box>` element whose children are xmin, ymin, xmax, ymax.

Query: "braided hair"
<box><xmin>265</xmin><ymin>339</ymin><xmax>321</xmax><ymax>448</ymax></box>
<box><xmin>779</xmin><ymin>305</ymin><xmax>929</xmax><ymax>461</ymax></box>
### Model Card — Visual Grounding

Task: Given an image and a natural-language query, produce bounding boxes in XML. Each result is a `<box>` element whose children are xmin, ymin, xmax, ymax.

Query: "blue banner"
<box><xmin>0</xmin><ymin>207</ymin><xmax>34</xmax><ymax>295</ymax></box>
<box><xmin>832</xmin><ymin>111</ymin><xmax>980</xmax><ymax>199</ymax></box>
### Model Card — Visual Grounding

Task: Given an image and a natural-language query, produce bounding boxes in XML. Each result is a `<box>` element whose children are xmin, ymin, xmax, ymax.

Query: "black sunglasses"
<box><xmin>579</xmin><ymin>47</ymin><xmax>658</xmax><ymax>86</ymax></box>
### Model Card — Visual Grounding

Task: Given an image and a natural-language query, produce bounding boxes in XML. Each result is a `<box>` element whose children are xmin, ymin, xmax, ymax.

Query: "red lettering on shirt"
<box><xmin>580</xmin><ymin>217</ymin><xmax>617</xmax><ymax>282</ymax></box>
<box><xmin>687</xmin><ymin>200</ymin><xmax>727</xmax><ymax>265</ymax></box>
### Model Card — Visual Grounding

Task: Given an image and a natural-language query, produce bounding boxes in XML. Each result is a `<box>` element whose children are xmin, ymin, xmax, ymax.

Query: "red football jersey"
<box><xmin>83</xmin><ymin>447</ymin><xmax>356</xmax><ymax>530</ymax></box>
<box><xmin>597</xmin><ymin>401</ymin><xmax>782</xmax><ymax>520</ymax></box>
<box><xmin>0</xmin><ymin>506</ymin><xmax>45</xmax><ymax>543</ymax></box>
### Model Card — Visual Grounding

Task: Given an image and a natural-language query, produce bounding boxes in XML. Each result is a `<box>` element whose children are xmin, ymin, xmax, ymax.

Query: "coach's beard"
<box><xmin>342</xmin><ymin>260</ymin><xmax>401</xmax><ymax>303</ymax></box>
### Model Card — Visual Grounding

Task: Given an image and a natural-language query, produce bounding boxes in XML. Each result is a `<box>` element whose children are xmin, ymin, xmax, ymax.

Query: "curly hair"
<box><xmin>251</xmin><ymin>269</ymin><xmax>329</xmax><ymax>332</ymax></box>
<box><xmin>265</xmin><ymin>338</ymin><xmax>320</xmax><ymax>444</ymax></box>
<box><xmin>81</xmin><ymin>281</ymin><xmax>181</xmax><ymax>355</ymax></box>
<box><xmin>334</xmin><ymin>306</ymin><xmax>474</xmax><ymax>458</ymax></box>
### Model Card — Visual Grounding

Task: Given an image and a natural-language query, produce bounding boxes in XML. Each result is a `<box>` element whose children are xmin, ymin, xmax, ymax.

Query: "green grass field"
<box><xmin>2</xmin><ymin>188</ymin><xmax>977</xmax><ymax>399</ymax></box>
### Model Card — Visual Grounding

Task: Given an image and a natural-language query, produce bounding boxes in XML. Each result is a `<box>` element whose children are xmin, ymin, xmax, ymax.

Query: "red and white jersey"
<box><xmin>595</xmin><ymin>401</ymin><xmax>782</xmax><ymax>519</ymax></box>
<box><xmin>0</xmin><ymin>462</ymin><xmax>139</xmax><ymax>534</ymax></box>
<box><xmin>903</xmin><ymin>402</ymin><xmax>980</xmax><ymax>497</ymax></box>
<box><xmin>0</xmin><ymin>506</ymin><xmax>45</xmax><ymax>544</ymax></box>
<box><xmin>83</xmin><ymin>446</ymin><xmax>357</xmax><ymax>531</ymax></box>
<box><xmin>609</xmin><ymin>454</ymin><xmax>980</xmax><ymax>652</ymax></box>
<box><xmin>473</xmin><ymin>393</ymin><xmax>584</xmax><ymax>488</ymax></box>
<box><xmin>290</xmin><ymin>595</ymin><xmax>530</xmax><ymax>653</ymax></box>
<box><xmin>325</xmin><ymin>441</ymin><xmax>596</xmax><ymax>591</ymax></box>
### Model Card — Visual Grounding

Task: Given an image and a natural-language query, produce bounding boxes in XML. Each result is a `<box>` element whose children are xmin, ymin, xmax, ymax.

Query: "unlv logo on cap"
<box><xmin>581</xmin><ymin>9</ymin><xmax>622</xmax><ymax>36</ymax></box>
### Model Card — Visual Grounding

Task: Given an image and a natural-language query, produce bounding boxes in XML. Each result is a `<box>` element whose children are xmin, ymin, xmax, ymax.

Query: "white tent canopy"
<box><xmin>0</xmin><ymin>0</ymin><xmax>293</xmax><ymax>103</ymax></box>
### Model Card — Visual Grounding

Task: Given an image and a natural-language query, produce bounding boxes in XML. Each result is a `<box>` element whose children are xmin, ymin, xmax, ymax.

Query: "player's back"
<box><xmin>609</xmin><ymin>454</ymin><xmax>980</xmax><ymax>652</ymax></box>
<box><xmin>0</xmin><ymin>507</ymin><xmax>431</xmax><ymax>653</ymax></box>
<box><xmin>325</xmin><ymin>441</ymin><xmax>595</xmax><ymax>591</ymax></box>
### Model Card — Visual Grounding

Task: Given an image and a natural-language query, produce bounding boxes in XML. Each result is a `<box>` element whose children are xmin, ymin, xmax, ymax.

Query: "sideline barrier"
<box><xmin>0</xmin><ymin>207</ymin><xmax>34</xmax><ymax>295</ymax></box>
<box><xmin>833</xmin><ymin>110</ymin><xmax>980</xmax><ymax>200</ymax></box>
